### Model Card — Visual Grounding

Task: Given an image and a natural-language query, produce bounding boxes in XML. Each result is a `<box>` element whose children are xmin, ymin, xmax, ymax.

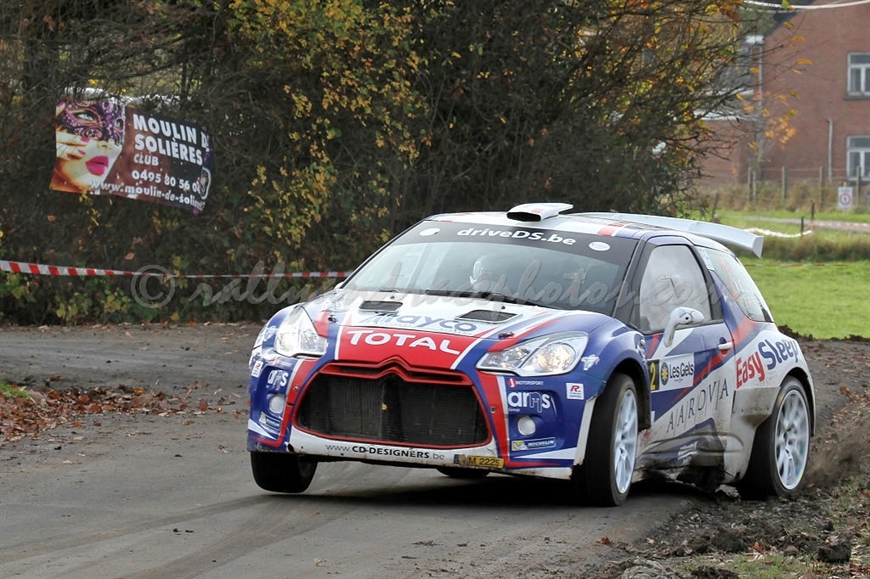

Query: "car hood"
<box><xmin>299</xmin><ymin>289</ymin><xmax>614</xmax><ymax>368</ymax></box>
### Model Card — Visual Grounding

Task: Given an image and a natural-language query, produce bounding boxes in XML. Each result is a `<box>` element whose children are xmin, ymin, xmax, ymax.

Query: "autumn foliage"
<box><xmin>1</xmin><ymin>0</ymin><xmax>750</xmax><ymax>324</ymax></box>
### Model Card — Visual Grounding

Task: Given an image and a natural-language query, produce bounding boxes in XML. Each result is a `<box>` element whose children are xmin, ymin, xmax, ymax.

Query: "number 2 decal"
<box><xmin>648</xmin><ymin>361</ymin><xmax>659</xmax><ymax>391</ymax></box>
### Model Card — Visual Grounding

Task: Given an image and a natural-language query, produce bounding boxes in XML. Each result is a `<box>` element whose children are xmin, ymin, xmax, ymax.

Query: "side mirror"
<box><xmin>663</xmin><ymin>307</ymin><xmax>705</xmax><ymax>347</ymax></box>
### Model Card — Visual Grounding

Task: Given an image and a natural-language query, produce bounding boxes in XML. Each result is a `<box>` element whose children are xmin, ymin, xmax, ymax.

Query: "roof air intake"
<box><xmin>506</xmin><ymin>202</ymin><xmax>573</xmax><ymax>222</ymax></box>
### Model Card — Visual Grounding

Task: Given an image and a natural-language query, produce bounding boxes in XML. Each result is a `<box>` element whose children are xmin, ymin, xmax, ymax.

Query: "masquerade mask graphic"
<box><xmin>57</xmin><ymin>100</ymin><xmax>126</xmax><ymax>144</ymax></box>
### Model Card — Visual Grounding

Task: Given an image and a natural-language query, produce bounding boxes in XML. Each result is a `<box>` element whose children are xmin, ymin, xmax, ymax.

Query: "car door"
<box><xmin>631</xmin><ymin>240</ymin><xmax>736</xmax><ymax>471</ymax></box>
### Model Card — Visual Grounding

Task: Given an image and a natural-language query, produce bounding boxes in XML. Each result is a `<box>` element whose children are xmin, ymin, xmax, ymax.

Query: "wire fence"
<box><xmin>746</xmin><ymin>166</ymin><xmax>869</xmax><ymax>211</ymax></box>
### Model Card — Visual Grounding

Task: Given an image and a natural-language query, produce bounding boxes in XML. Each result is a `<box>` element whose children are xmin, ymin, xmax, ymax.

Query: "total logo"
<box><xmin>344</xmin><ymin>329</ymin><xmax>460</xmax><ymax>353</ymax></box>
<box><xmin>507</xmin><ymin>391</ymin><xmax>552</xmax><ymax>414</ymax></box>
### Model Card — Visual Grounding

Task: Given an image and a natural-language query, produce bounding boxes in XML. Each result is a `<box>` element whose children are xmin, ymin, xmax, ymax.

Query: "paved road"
<box><xmin>0</xmin><ymin>324</ymin><xmax>687</xmax><ymax>579</ymax></box>
<box><xmin>0</xmin><ymin>324</ymin><xmax>857</xmax><ymax>578</ymax></box>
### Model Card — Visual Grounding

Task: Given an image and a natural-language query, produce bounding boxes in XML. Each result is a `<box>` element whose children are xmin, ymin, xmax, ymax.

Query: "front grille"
<box><xmin>295</xmin><ymin>372</ymin><xmax>489</xmax><ymax>447</ymax></box>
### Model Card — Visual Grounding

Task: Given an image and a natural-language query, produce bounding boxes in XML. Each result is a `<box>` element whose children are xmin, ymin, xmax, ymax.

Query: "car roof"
<box><xmin>426</xmin><ymin>202</ymin><xmax>763</xmax><ymax>257</ymax></box>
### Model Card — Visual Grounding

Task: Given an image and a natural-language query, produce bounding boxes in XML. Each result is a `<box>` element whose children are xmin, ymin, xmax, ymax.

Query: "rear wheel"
<box><xmin>250</xmin><ymin>451</ymin><xmax>317</xmax><ymax>493</ymax></box>
<box><xmin>738</xmin><ymin>377</ymin><xmax>810</xmax><ymax>499</ymax></box>
<box><xmin>572</xmin><ymin>373</ymin><xmax>638</xmax><ymax>506</ymax></box>
<box><xmin>436</xmin><ymin>467</ymin><xmax>489</xmax><ymax>479</ymax></box>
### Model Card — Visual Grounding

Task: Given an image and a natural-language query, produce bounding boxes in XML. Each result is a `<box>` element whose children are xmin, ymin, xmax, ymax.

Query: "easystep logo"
<box><xmin>457</xmin><ymin>227</ymin><xmax>576</xmax><ymax>246</ymax></box>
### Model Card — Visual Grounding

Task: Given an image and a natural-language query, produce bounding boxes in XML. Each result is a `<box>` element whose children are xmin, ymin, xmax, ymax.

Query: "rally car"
<box><xmin>246</xmin><ymin>203</ymin><xmax>815</xmax><ymax>506</ymax></box>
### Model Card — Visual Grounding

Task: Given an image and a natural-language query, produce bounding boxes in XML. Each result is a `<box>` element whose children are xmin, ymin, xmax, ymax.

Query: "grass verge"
<box><xmin>744</xmin><ymin>261</ymin><xmax>870</xmax><ymax>339</ymax></box>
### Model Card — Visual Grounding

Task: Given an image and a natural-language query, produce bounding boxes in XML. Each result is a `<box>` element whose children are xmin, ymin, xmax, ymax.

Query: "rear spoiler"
<box><xmin>579</xmin><ymin>212</ymin><xmax>764</xmax><ymax>257</ymax></box>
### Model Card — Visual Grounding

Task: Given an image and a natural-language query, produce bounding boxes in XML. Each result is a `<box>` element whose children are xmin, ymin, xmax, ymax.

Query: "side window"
<box><xmin>701</xmin><ymin>247</ymin><xmax>773</xmax><ymax>323</ymax></box>
<box><xmin>637</xmin><ymin>245</ymin><xmax>712</xmax><ymax>333</ymax></box>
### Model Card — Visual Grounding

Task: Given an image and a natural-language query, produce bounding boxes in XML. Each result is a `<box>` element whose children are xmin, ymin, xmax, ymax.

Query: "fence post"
<box><xmin>747</xmin><ymin>167</ymin><xmax>753</xmax><ymax>202</ymax></box>
<box><xmin>781</xmin><ymin>166</ymin><xmax>787</xmax><ymax>202</ymax></box>
<box><xmin>818</xmin><ymin>167</ymin><xmax>826</xmax><ymax>211</ymax></box>
<box><xmin>858</xmin><ymin>170</ymin><xmax>865</xmax><ymax>209</ymax></box>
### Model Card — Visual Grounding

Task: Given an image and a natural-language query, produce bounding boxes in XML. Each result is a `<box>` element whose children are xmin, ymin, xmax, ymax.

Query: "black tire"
<box><xmin>436</xmin><ymin>466</ymin><xmax>490</xmax><ymax>479</ymax></box>
<box><xmin>572</xmin><ymin>373</ymin><xmax>639</xmax><ymax>507</ymax></box>
<box><xmin>250</xmin><ymin>451</ymin><xmax>317</xmax><ymax>493</ymax></box>
<box><xmin>738</xmin><ymin>377</ymin><xmax>810</xmax><ymax>500</ymax></box>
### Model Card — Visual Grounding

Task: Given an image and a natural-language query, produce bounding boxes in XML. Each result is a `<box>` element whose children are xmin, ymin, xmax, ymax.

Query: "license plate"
<box><xmin>455</xmin><ymin>455</ymin><xmax>504</xmax><ymax>469</ymax></box>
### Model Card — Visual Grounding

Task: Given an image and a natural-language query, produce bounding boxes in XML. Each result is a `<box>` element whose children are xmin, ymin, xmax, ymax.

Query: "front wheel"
<box><xmin>251</xmin><ymin>451</ymin><xmax>317</xmax><ymax>493</ymax></box>
<box><xmin>738</xmin><ymin>377</ymin><xmax>811</xmax><ymax>499</ymax></box>
<box><xmin>572</xmin><ymin>373</ymin><xmax>639</xmax><ymax>507</ymax></box>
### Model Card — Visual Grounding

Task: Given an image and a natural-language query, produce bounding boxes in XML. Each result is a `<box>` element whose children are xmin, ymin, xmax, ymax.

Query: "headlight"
<box><xmin>274</xmin><ymin>307</ymin><xmax>327</xmax><ymax>358</ymax></box>
<box><xmin>477</xmin><ymin>333</ymin><xmax>588</xmax><ymax>376</ymax></box>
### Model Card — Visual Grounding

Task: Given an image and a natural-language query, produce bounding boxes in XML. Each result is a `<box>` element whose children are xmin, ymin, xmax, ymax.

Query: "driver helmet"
<box><xmin>470</xmin><ymin>254</ymin><xmax>507</xmax><ymax>289</ymax></box>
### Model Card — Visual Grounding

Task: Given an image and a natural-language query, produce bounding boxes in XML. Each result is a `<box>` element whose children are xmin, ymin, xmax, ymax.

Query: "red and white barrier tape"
<box><xmin>746</xmin><ymin>228</ymin><xmax>813</xmax><ymax>238</ymax></box>
<box><xmin>0</xmin><ymin>260</ymin><xmax>350</xmax><ymax>279</ymax></box>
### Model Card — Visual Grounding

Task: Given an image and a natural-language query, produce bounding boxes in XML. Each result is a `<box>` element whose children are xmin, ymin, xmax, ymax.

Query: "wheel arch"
<box><xmin>787</xmin><ymin>368</ymin><xmax>816</xmax><ymax>436</ymax></box>
<box><xmin>610</xmin><ymin>358</ymin><xmax>650</xmax><ymax>430</ymax></box>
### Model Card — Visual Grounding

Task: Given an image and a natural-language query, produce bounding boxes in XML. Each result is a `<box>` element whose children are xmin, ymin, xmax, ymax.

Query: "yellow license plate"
<box><xmin>455</xmin><ymin>455</ymin><xmax>504</xmax><ymax>469</ymax></box>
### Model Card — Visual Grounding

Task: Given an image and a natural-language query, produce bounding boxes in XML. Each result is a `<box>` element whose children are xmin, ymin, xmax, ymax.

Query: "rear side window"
<box><xmin>700</xmin><ymin>247</ymin><xmax>773</xmax><ymax>323</ymax></box>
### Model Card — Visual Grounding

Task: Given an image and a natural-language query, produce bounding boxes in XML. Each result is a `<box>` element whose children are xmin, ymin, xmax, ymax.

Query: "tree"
<box><xmin>0</xmin><ymin>0</ymin><xmax>753</xmax><ymax>324</ymax></box>
<box><xmin>394</xmin><ymin>0</ymin><xmax>746</xmax><ymax>224</ymax></box>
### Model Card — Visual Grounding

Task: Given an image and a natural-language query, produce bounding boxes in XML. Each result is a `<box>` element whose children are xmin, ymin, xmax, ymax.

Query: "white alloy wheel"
<box><xmin>572</xmin><ymin>373</ymin><xmax>639</xmax><ymax>506</ymax></box>
<box><xmin>613</xmin><ymin>388</ymin><xmax>639</xmax><ymax>494</ymax></box>
<box><xmin>774</xmin><ymin>387</ymin><xmax>810</xmax><ymax>490</ymax></box>
<box><xmin>738</xmin><ymin>377</ymin><xmax>811</xmax><ymax>499</ymax></box>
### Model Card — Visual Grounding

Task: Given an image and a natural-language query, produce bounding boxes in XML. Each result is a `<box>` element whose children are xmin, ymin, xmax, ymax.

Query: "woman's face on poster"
<box><xmin>54</xmin><ymin>100</ymin><xmax>125</xmax><ymax>192</ymax></box>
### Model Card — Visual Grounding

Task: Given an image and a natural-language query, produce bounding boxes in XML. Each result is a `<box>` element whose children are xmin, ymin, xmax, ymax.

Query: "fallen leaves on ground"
<box><xmin>0</xmin><ymin>384</ymin><xmax>226</xmax><ymax>444</ymax></box>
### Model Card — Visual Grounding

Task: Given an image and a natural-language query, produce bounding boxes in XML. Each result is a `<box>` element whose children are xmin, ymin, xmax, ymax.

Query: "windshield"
<box><xmin>343</xmin><ymin>220</ymin><xmax>638</xmax><ymax>314</ymax></box>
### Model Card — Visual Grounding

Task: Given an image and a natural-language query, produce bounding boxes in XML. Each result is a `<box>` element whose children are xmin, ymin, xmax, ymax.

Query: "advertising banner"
<box><xmin>51</xmin><ymin>96</ymin><xmax>214</xmax><ymax>215</ymax></box>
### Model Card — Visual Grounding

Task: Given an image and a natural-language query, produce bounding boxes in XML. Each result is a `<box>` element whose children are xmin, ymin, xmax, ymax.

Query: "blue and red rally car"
<box><xmin>246</xmin><ymin>203</ymin><xmax>815</xmax><ymax>506</ymax></box>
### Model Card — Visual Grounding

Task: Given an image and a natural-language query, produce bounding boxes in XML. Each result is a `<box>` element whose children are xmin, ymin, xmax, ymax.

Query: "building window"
<box><xmin>847</xmin><ymin>136</ymin><xmax>870</xmax><ymax>179</ymax></box>
<box><xmin>848</xmin><ymin>53</ymin><xmax>870</xmax><ymax>95</ymax></box>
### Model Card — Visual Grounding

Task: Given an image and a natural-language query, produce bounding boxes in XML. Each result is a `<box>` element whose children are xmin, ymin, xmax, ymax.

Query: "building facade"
<box><xmin>702</xmin><ymin>0</ymin><xmax>870</xmax><ymax>188</ymax></box>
